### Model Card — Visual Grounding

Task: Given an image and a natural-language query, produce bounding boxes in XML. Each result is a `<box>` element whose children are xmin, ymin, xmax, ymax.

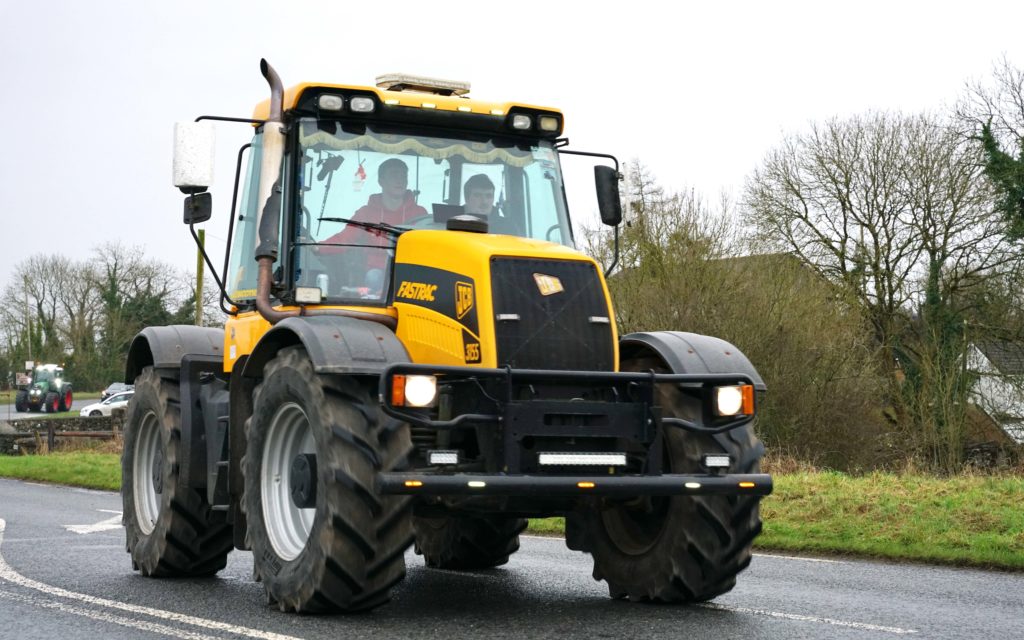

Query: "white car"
<box><xmin>80</xmin><ymin>391</ymin><xmax>134</xmax><ymax>417</ymax></box>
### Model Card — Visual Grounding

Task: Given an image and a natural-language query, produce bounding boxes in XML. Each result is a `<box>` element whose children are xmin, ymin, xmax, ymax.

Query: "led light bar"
<box><xmin>538</xmin><ymin>452</ymin><xmax>627</xmax><ymax>466</ymax></box>
<box><xmin>702</xmin><ymin>454</ymin><xmax>732</xmax><ymax>469</ymax></box>
<box><xmin>427</xmin><ymin>450</ymin><xmax>459</xmax><ymax>465</ymax></box>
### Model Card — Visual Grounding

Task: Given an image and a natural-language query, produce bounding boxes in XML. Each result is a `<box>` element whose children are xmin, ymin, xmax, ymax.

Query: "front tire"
<box><xmin>122</xmin><ymin>367</ymin><xmax>233</xmax><ymax>576</ymax></box>
<box><xmin>242</xmin><ymin>346</ymin><xmax>414</xmax><ymax>613</ymax></box>
<box><xmin>576</xmin><ymin>355</ymin><xmax>764</xmax><ymax>603</ymax></box>
<box><xmin>14</xmin><ymin>391</ymin><xmax>28</xmax><ymax>412</ymax></box>
<box><xmin>414</xmin><ymin>515</ymin><xmax>527</xmax><ymax>570</ymax></box>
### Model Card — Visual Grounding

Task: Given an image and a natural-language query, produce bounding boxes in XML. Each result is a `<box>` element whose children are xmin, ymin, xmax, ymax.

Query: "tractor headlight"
<box><xmin>391</xmin><ymin>374</ymin><xmax>438</xmax><ymax>408</ymax></box>
<box><xmin>714</xmin><ymin>385</ymin><xmax>754</xmax><ymax>417</ymax></box>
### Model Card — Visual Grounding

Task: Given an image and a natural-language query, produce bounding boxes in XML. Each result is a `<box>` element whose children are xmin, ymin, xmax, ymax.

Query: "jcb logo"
<box><xmin>456</xmin><ymin>281</ymin><xmax>474</xmax><ymax>319</ymax></box>
<box><xmin>464</xmin><ymin>342</ymin><xmax>481</xmax><ymax>363</ymax></box>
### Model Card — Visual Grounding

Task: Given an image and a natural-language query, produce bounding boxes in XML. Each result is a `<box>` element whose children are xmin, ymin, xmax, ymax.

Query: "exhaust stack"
<box><xmin>253</xmin><ymin>59</ymin><xmax>295</xmax><ymax>325</ymax></box>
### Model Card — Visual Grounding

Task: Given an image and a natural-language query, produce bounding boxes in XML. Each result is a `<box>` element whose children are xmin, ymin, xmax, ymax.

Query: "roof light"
<box><xmin>739</xmin><ymin>481</ymin><xmax>756</xmax><ymax>488</ymax></box>
<box><xmin>577</xmin><ymin>481</ymin><xmax>596</xmax><ymax>489</ymax></box>
<box><xmin>404</xmin><ymin>480</ymin><xmax>423</xmax><ymax>488</ymax></box>
<box><xmin>490</xmin><ymin>109</ymin><xmax>504</xmax><ymax>116</ymax></box>
<box><xmin>318</xmin><ymin>94</ymin><xmax>344</xmax><ymax>111</ymax></box>
<box><xmin>458</xmin><ymin>105</ymin><xmax>472</xmax><ymax>112</ymax></box>
<box><xmin>384</xmin><ymin>98</ymin><xmax>400</xmax><ymax>105</ymax></box>
<box><xmin>468</xmin><ymin>480</ymin><xmax>486</xmax><ymax>488</ymax></box>
<box><xmin>511</xmin><ymin>114</ymin><xmax>532</xmax><ymax>130</ymax></box>
<box><xmin>538</xmin><ymin>115</ymin><xmax>559</xmax><ymax>132</ymax></box>
<box><xmin>376</xmin><ymin>73</ymin><xmax>471</xmax><ymax>96</ymax></box>
<box><xmin>685</xmin><ymin>482</ymin><xmax>701</xmax><ymax>489</ymax></box>
<box><xmin>421</xmin><ymin>102</ymin><xmax>437</xmax><ymax>109</ymax></box>
<box><xmin>349</xmin><ymin>96</ymin><xmax>375</xmax><ymax>113</ymax></box>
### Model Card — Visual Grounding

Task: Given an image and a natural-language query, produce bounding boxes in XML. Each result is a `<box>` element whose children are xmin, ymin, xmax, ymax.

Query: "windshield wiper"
<box><xmin>317</xmin><ymin>217</ymin><xmax>407</xmax><ymax>238</ymax></box>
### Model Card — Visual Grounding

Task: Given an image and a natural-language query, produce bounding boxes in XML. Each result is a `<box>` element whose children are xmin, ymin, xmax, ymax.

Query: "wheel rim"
<box><xmin>133</xmin><ymin>411</ymin><xmax>163</xmax><ymax>535</ymax></box>
<box><xmin>601</xmin><ymin>496</ymin><xmax>671</xmax><ymax>555</ymax></box>
<box><xmin>262</xmin><ymin>402</ymin><xmax>316</xmax><ymax>561</ymax></box>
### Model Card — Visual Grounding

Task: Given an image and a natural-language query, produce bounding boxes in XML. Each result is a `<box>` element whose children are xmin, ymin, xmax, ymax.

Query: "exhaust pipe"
<box><xmin>254</xmin><ymin>59</ymin><xmax>296</xmax><ymax>325</ymax></box>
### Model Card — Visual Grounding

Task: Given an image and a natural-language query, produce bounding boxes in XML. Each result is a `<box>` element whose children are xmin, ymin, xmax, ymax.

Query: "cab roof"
<box><xmin>252</xmin><ymin>82</ymin><xmax>563</xmax><ymax>122</ymax></box>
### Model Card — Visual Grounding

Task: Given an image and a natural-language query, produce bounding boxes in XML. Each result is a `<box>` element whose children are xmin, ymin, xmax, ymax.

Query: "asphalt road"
<box><xmin>0</xmin><ymin>400</ymin><xmax>91</xmax><ymax>421</ymax></box>
<box><xmin>0</xmin><ymin>478</ymin><xmax>1021</xmax><ymax>640</ymax></box>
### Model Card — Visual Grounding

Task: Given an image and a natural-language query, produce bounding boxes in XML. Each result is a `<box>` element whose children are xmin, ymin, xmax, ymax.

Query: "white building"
<box><xmin>967</xmin><ymin>342</ymin><xmax>1024</xmax><ymax>445</ymax></box>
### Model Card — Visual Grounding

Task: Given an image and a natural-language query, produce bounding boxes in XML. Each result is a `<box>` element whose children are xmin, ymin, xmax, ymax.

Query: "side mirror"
<box><xmin>594</xmin><ymin>165</ymin><xmax>622</xmax><ymax>226</ymax></box>
<box><xmin>173</xmin><ymin>121</ymin><xmax>215</xmax><ymax>194</ymax></box>
<box><xmin>184</xmin><ymin>192</ymin><xmax>212</xmax><ymax>225</ymax></box>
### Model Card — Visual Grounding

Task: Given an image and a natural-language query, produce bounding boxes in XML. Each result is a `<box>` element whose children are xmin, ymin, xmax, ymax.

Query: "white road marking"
<box><xmin>521</xmin><ymin>533</ymin><xmax>913</xmax><ymax>634</ymax></box>
<box><xmin>0</xmin><ymin>518</ymin><xmax>302</xmax><ymax>640</ymax></box>
<box><xmin>0</xmin><ymin>589</ymin><xmax>223</xmax><ymax>640</ymax></box>
<box><xmin>753</xmin><ymin>552</ymin><xmax>845</xmax><ymax>564</ymax></box>
<box><xmin>699</xmin><ymin>602</ymin><xmax>918</xmax><ymax>635</ymax></box>
<box><xmin>64</xmin><ymin>512</ymin><xmax>122</xmax><ymax>535</ymax></box>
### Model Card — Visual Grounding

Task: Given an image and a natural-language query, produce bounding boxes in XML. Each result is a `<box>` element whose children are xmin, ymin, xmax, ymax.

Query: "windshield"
<box><xmin>290</xmin><ymin>120</ymin><xmax>573</xmax><ymax>304</ymax></box>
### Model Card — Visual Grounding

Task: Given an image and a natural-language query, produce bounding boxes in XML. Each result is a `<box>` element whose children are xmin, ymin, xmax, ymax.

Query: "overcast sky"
<box><xmin>2</xmin><ymin>0</ymin><xmax>1024</xmax><ymax>286</ymax></box>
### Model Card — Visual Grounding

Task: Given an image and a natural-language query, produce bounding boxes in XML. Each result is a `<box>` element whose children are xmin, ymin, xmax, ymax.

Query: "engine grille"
<box><xmin>490</xmin><ymin>257</ymin><xmax>614</xmax><ymax>371</ymax></box>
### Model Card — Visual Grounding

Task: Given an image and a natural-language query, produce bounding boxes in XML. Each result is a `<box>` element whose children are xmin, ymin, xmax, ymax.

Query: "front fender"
<box><xmin>620</xmin><ymin>331</ymin><xmax>766</xmax><ymax>392</ymax></box>
<box><xmin>241</xmin><ymin>315</ymin><xmax>409</xmax><ymax>379</ymax></box>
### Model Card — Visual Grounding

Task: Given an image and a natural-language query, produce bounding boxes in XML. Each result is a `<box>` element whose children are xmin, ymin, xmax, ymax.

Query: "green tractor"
<box><xmin>14</xmin><ymin>364</ymin><xmax>73</xmax><ymax>413</ymax></box>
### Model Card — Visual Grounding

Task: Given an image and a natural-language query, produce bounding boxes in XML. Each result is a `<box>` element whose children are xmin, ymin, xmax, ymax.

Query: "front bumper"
<box><xmin>378</xmin><ymin>472</ymin><xmax>773</xmax><ymax>496</ymax></box>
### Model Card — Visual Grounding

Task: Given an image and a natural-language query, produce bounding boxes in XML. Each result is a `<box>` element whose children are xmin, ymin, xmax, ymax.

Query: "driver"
<box><xmin>322</xmin><ymin>158</ymin><xmax>426</xmax><ymax>251</ymax></box>
<box><xmin>319</xmin><ymin>158</ymin><xmax>426</xmax><ymax>295</ymax></box>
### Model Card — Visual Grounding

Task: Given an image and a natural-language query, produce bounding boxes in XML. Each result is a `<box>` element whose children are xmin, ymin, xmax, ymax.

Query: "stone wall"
<box><xmin>0</xmin><ymin>411</ymin><xmax>125</xmax><ymax>455</ymax></box>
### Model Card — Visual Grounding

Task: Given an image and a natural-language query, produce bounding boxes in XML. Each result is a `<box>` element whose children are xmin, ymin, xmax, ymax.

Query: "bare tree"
<box><xmin>745</xmin><ymin>110</ymin><xmax>1022</xmax><ymax>470</ymax></box>
<box><xmin>582</xmin><ymin>162</ymin><xmax>888</xmax><ymax>468</ymax></box>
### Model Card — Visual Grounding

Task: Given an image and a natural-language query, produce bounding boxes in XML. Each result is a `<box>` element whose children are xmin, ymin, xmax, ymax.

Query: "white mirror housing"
<box><xmin>173</xmin><ymin>121</ymin><xmax>215</xmax><ymax>192</ymax></box>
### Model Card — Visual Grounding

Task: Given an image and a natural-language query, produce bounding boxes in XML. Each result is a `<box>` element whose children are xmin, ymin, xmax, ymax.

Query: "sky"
<box><xmin>2</xmin><ymin>0</ymin><xmax>1024</xmax><ymax>287</ymax></box>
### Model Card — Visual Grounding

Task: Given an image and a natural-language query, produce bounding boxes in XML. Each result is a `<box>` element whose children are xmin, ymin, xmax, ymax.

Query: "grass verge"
<box><xmin>0</xmin><ymin>452</ymin><xmax>120</xmax><ymax>491</ymax></box>
<box><xmin>1</xmin><ymin>453</ymin><xmax>1020</xmax><ymax>571</ymax></box>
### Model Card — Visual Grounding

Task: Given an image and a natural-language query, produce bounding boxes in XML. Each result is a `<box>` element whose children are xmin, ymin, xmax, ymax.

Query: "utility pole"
<box><xmin>195</xmin><ymin>229</ymin><xmax>205</xmax><ymax>326</ymax></box>
<box><xmin>23</xmin><ymin>277</ymin><xmax>31</xmax><ymax>363</ymax></box>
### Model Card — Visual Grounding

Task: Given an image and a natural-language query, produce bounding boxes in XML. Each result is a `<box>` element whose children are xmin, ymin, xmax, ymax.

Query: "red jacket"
<box><xmin>320</xmin><ymin>192</ymin><xmax>427</xmax><ymax>267</ymax></box>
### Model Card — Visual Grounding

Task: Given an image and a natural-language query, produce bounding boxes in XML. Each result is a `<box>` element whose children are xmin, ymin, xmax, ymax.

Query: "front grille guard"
<box><xmin>379</xmin><ymin>363</ymin><xmax>757</xmax><ymax>439</ymax></box>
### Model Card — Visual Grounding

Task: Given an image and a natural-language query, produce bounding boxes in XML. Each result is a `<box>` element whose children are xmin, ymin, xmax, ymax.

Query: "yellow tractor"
<box><xmin>121</xmin><ymin>60</ymin><xmax>771</xmax><ymax>613</ymax></box>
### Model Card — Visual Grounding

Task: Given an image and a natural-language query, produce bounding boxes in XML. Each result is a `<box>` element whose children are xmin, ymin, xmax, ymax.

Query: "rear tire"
<box><xmin>58</xmin><ymin>386</ymin><xmax>73</xmax><ymax>412</ymax></box>
<box><xmin>14</xmin><ymin>391</ymin><xmax>28</xmax><ymax>413</ymax></box>
<box><xmin>242</xmin><ymin>346</ymin><xmax>414</xmax><ymax>613</ymax></box>
<box><xmin>576</xmin><ymin>354</ymin><xmax>764</xmax><ymax>603</ymax></box>
<box><xmin>122</xmin><ymin>367</ymin><xmax>233</xmax><ymax>577</ymax></box>
<box><xmin>414</xmin><ymin>515</ymin><xmax>527</xmax><ymax>570</ymax></box>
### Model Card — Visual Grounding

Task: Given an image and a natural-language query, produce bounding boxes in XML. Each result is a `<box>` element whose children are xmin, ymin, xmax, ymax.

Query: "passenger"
<box><xmin>463</xmin><ymin>173</ymin><xmax>496</xmax><ymax>217</ymax></box>
<box><xmin>463</xmin><ymin>173</ymin><xmax>520</xmax><ymax>235</ymax></box>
